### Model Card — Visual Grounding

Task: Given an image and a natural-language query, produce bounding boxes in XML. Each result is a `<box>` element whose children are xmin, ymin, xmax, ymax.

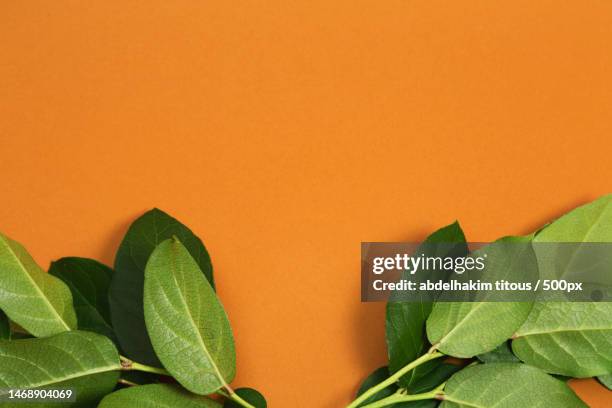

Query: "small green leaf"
<box><xmin>98</xmin><ymin>384</ymin><xmax>221</xmax><ymax>407</ymax></box>
<box><xmin>598</xmin><ymin>374</ymin><xmax>612</xmax><ymax>390</ymax></box>
<box><xmin>426</xmin><ymin>237</ymin><xmax>534</xmax><ymax>357</ymax></box>
<box><xmin>224</xmin><ymin>388</ymin><xmax>267</xmax><ymax>408</ymax></box>
<box><xmin>477</xmin><ymin>341</ymin><xmax>519</xmax><ymax>363</ymax></box>
<box><xmin>440</xmin><ymin>363</ymin><xmax>587</xmax><ymax>407</ymax></box>
<box><xmin>49</xmin><ymin>257</ymin><xmax>115</xmax><ymax>341</ymax></box>
<box><xmin>514</xmin><ymin>195</ymin><xmax>612</xmax><ymax>377</ymax></box>
<box><xmin>0</xmin><ymin>331</ymin><xmax>121</xmax><ymax>407</ymax></box>
<box><xmin>0</xmin><ymin>310</ymin><xmax>9</xmax><ymax>339</ymax></box>
<box><xmin>144</xmin><ymin>238</ymin><xmax>235</xmax><ymax>395</ymax></box>
<box><xmin>110</xmin><ymin>208</ymin><xmax>214</xmax><ymax>366</ymax></box>
<box><xmin>0</xmin><ymin>232</ymin><xmax>77</xmax><ymax>337</ymax></box>
<box><xmin>387</xmin><ymin>222</ymin><xmax>467</xmax><ymax>389</ymax></box>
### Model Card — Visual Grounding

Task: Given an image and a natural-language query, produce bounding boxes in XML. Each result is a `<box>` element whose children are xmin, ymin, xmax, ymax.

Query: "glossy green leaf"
<box><xmin>224</xmin><ymin>388</ymin><xmax>267</xmax><ymax>408</ymax></box>
<box><xmin>144</xmin><ymin>238</ymin><xmax>234</xmax><ymax>395</ymax></box>
<box><xmin>513</xmin><ymin>195</ymin><xmax>612</xmax><ymax>377</ymax></box>
<box><xmin>0</xmin><ymin>232</ymin><xmax>77</xmax><ymax>337</ymax></box>
<box><xmin>110</xmin><ymin>208</ymin><xmax>214</xmax><ymax>366</ymax></box>
<box><xmin>426</xmin><ymin>237</ymin><xmax>534</xmax><ymax>357</ymax></box>
<box><xmin>0</xmin><ymin>331</ymin><xmax>120</xmax><ymax>407</ymax></box>
<box><xmin>598</xmin><ymin>374</ymin><xmax>612</xmax><ymax>390</ymax></box>
<box><xmin>387</xmin><ymin>222</ymin><xmax>467</xmax><ymax>389</ymax></box>
<box><xmin>0</xmin><ymin>310</ymin><xmax>9</xmax><ymax>339</ymax></box>
<box><xmin>513</xmin><ymin>302</ymin><xmax>612</xmax><ymax>377</ymax></box>
<box><xmin>98</xmin><ymin>384</ymin><xmax>221</xmax><ymax>407</ymax></box>
<box><xmin>409</xmin><ymin>363</ymin><xmax>462</xmax><ymax>394</ymax></box>
<box><xmin>440</xmin><ymin>363</ymin><xmax>587</xmax><ymax>407</ymax></box>
<box><xmin>49</xmin><ymin>257</ymin><xmax>115</xmax><ymax>341</ymax></box>
<box><xmin>477</xmin><ymin>341</ymin><xmax>519</xmax><ymax>363</ymax></box>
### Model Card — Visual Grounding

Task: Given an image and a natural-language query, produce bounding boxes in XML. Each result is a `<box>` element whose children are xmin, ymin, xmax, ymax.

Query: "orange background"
<box><xmin>1</xmin><ymin>1</ymin><xmax>611</xmax><ymax>407</ymax></box>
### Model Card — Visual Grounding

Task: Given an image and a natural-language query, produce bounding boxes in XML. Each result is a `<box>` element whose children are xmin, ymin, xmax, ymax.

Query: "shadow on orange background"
<box><xmin>1</xmin><ymin>1</ymin><xmax>611</xmax><ymax>407</ymax></box>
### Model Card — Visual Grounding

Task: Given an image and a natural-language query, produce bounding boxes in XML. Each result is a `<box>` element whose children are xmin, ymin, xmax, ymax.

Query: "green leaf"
<box><xmin>0</xmin><ymin>310</ymin><xmax>9</xmax><ymax>339</ymax></box>
<box><xmin>533</xmin><ymin>194</ymin><xmax>612</xmax><ymax>241</ymax></box>
<box><xmin>387</xmin><ymin>222</ymin><xmax>468</xmax><ymax>389</ymax></box>
<box><xmin>144</xmin><ymin>237</ymin><xmax>234</xmax><ymax>395</ymax></box>
<box><xmin>224</xmin><ymin>388</ymin><xmax>267</xmax><ymax>408</ymax></box>
<box><xmin>98</xmin><ymin>384</ymin><xmax>221</xmax><ymax>407</ymax></box>
<box><xmin>598</xmin><ymin>374</ymin><xmax>612</xmax><ymax>390</ymax></box>
<box><xmin>409</xmin><ymin>363</ymin><xmax>462</xmax><ymax>394</ymax></box>
<box><xmin>513</xmin><ymin>195</ymin><xmax>612</xmax><ymax>377</ymax></box>
<box><xmin>0</xmin><ymin>232</ymin><xmax>77</xmax><ymax>337</ymax></box>
<box><xmin>426</xmin><ymin>237</ymin><xmax>534</xmax><ymax>357</ymax></box>
<box><xmin>110</xmin><ymin>208</ymin><xmax>214</xmax><ymax>366</ymax></box>
<box><xmin>354</xmin><ymin>366</ymin><xmax>440</xmax><ymax>408</ymax></box>
<box><xmin>9</xmin><ymin>331</ymin><xmax>33</xmax><ymax>340</ymax></box>
<box><xmin>49</xmin><ymin>257</ymin><xmax>115</xmax><ymax>341</ymax></box>
<box><xmin>440</xmin><ymin>363</ymin><xmax>587</xmax><ymax>407</ymax></box>
<box><xmin>512</xmin><ymin>302</ymin><xmax>612</xmax><ymax>377</ymax></box>
<box><xmin>355</xmin><ymin>366</ymin><xmax>398</xmax><ymax>406</ymax></box>
<box><xmin>0</xmin><ymin>331</ymin><xmax>120</xmax><ymax>407</ymax></box>
<box><xmin>477</xmin><ymin>341</ymin><xmax>519</xmax><ymax>363</ymax></box>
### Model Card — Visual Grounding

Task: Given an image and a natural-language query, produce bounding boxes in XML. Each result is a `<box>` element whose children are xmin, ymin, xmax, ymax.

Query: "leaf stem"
<box><xmin>119</xmin><ymin>355</ymin><xmax>170</xmax><ymax>376</ymax></box>
<box><xmin>359</xmin><ymin>385</ymin><xmax>445</xmax><ymax>408</ymax></box>
<box><xmin>346</xmin><ymin>350</ymin><xmax>444</xmax><ymax>408</ymax></box>
<box><xmin>117</xmin><ymin>378</ymin><xmax>139</xmax><ymax>386</ymax></box>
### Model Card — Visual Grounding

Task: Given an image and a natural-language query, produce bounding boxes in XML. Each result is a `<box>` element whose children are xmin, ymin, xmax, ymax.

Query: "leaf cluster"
<box><xmin>0</xmin><ymin>209</ymin><xmax>265</xmax><ymax>408</ymax></box>
<box><xmin>351</xmin><ymin>195</ymin><xmax>612</xmax><ymax>408</ymax></box>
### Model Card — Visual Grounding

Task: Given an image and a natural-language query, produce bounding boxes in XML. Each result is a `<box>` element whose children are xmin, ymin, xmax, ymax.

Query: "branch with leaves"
<box><xmin>0</xmin><ymin>209</ymin><xmax>266</xmax><ymax>408</ymax></box>
<box><xmin>346</xmin><ymin>195</ymin><xmax>612</xmax><ymax>408</ymax></box>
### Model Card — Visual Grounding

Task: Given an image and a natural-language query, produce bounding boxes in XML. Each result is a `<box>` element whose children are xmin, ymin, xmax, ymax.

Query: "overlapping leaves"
<box><xmin>0</xmin><ymin>209</ymin><xmax>265</xmax><ymax>407</ymax></box>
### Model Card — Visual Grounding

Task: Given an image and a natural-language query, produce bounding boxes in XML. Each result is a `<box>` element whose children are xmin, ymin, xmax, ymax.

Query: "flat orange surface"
<box><xmin>1</xmin><ymin>2</ymin><xmax>611</xmax><ymax>407</ymax></box>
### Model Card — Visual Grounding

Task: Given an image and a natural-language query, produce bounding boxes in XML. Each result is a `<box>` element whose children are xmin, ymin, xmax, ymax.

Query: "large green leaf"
<box><xmin>426</xmin><ymin>237</ymin><xmax>534</xmax><ymax>357</ymax></box>
<box><xmin>512</xmin><ymin>302</ymin><xmax>612</xmax><ymax>377</ymax></box>
<box><xmin>440</xmin><ymin>363</ymin><xmax>587</xmax><ymax>407</ymax></box>
<box><xmin>0</xmin><ymin>310</ymin><xmax>9</xmax><ymax>339</ymax></box>
<box><xmin>0</xmin><ymin>331</ymin><xmax>120</xmax><ymax>407</ymax></box>
<box><xmin>144</xmin><ymin>238</ymin><xmax>235</xmax><ymax>395</ymax></box>
<box><xmin>224</xmin><ymin>388</ymin><xmax>267</xmax><ymax>408</ymax></box>
<box><xmin>98</xmin><ymin>384</ymin><xmax>221</xmax><ymax>407</ymax></box>
<box><xmin>387</xmin><ymin>222</ymin><xmax>467</xmax><ymax>389</ymax></box>
<box><xmin>513</xmin><ymin>195</ymin><xmax>612</xmax><ymax>377</ymax></box>
<box><xmin>109</xmin><ymin>208</ymin><xmax>214</xmax><ymax>366</ymax></box>
<box><xmin>49</xmin><ymin>257</ymin><xmax>115</xmax><ymax>341</ymax></box>
<box><xmin>534</xmin><ymin>194</ymin><xmax>612</xmax><ymax>242</ymax></box>
<box><xmin>0</xmin><ymin>232</ymin><xmax>76</xmax><ymax>337</ymax></box>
